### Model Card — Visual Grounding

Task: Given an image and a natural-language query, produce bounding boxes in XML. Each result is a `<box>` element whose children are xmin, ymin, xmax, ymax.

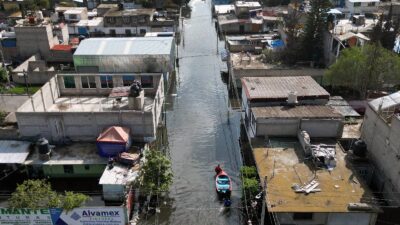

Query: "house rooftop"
<box><xmin>253</xmin><ymin>139</ymin><xmax>378</xmax><ymax>213</ymax></box>
<box><xmin>104</xmin><ymin>8</ymin><xmax>155</xmax><ymax>17</ymax></box>
<box><xmin>369</xmin><ymin>91</ymin><xmax>400</xmax><ymax>112</ymax></box>
<box><xmin>64</xmin><ymin>8</ymin><xmax>86</xmax><ymax>14</ymax></box>
<box><xmin>332</xmin><ymin>18</ymin><xmax>376</xmax><ymax>36</ymax></box>
<box><xmin>230</xmin><ymin>52</ymin><xmax>281</xmax><ymax>69</ymax></box>
<box><xmin>74</xmin><ymin>37</ymin><xmax>174</xmax><ymax>56</ymax></box>
<box><xmin>327</xmin><ymin>96</ymin><xmax>360</xmax><ymax>117</ymax></box>
<box><xmin>214</xmin><ymin>4</ymin><xmax>234</xmax><ymax>15</ymax></box>
<box><xmin>252</xmin><ymin>105</ymin><xmax>343</xmax><ymax>119</ymax></box>
<box><xmin>241</xmin><ymin>76</ymin><xmax>330</xmax><ymax>100</ymax></box>
<box><xmin>218</xmin><ymin>14</ymin><xmax>263</xmax><ymax>25</ymax></box>
<box><xmin>75</xmin><ymin>17</ymin><xmax>103</xmax><ymax>27</ymax></box>
<box><xmin>235</xmin><ymin>1</ymin><xmax>262</xmax><ymax>7</ymax></box>
<box><xmin>99</xmin><ymin>163</ymin><xmax>139</xmax><ymax>185</ymax></box>
<box><xmin>25</xmin><ymin>96</ymin><xmax>154</xmax><ymax>113</ymax></box>
<box><xmin>24</xmin><ymin>142</ymin><xmax>107</xmax><ymax>165</ymax></box>
<box><xmin>0</xmin><ymin>140</ymin><xmax>31</xmax><ymax>164</ymax></box>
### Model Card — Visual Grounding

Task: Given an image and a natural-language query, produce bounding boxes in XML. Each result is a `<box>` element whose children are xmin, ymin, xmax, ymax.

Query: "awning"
<box><xmin>328</xmin><ymin>9</ymin><xmax>342</xmax><ymax>14</ymax></box>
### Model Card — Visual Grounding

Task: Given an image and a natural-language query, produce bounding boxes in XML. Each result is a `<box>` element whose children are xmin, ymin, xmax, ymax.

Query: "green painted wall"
<box><xmin>42</xmin><ymin>164</ymin><xmax>106</xmax><ymax>178</ymax></box>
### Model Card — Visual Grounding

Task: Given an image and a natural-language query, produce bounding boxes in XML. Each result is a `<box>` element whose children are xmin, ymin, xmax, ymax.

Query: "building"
<box><xmin>15</xmin><ymin>71</ymin><xmax>165</xmax><ymax>142</ymax></box>
<box><xmin>99</xmin><ymin>162</ymin><xmax>139</xmax><ymax>202</ymax></box>
<box><xmin>324</xmin><ymin>16</ymin><xmax>375</xmax><ymax>65</ymax></box>
<box><xmin>241</xmin><ymin>76</ymin><xmax>330</xmax><ymax>110</ymax></box>
<box><xmin>0</xmin><ymin>140</ymin><xmax>32</xmax><ymax>177</ymax></box>
<box><xmin>64</xmin><ymin>8</ymin><xmax>89</xmax><ymax>23</ymax></box>
<box><xmin>11</xmin><ymin>54</ymin><xmax>56</xmax><ymax>84</ymax></box>
<box><xmin>73</xmin><ymin>37</ymin><xmax>175</xmax><ymax>81</ymax></box>
<box><xmin>229</xmin><ymin>53</ymin><xmax>325</xmax><ymax>89</ymax></box>
<box><xmin>24</xmin><ymin>142</ymin><xmax>107</xmax><ymax>178</ymax></box>
<box><xmin>247</xmin><ymin>105</ymin><xmax>344</xmax><ymax>139</ymax></box>
<box><xmin>103</xmin><ymin>8</ymin><xmax>154</xmax><ymax>36</ymax></box>
<box><xmin>343</xmin><ymin>0</ymin><xmax>379</xmax><ymax>15</ymax></box>
<box><xmin>234</xmin><ymin>1</ymin><xmax>261</xmax><ymax>18</ymax></box>
<box><xmin>226</xmin><ymin>33</ymin><xmax>281</xmax><ymax>53</ymax></box>
<box><xmin>253</xmin><ymin>139</ymin><xmax>380</xmax><ymax>225</ymax></box>
<box><xmin>14</xmin><ymin>17</ymin><xmax>69</xmax><ymax>61</ymax></box>
<box><xmin>361</xmin><ymin>92</ymin><xmax>400</xmax><ymax>205</ymax></box>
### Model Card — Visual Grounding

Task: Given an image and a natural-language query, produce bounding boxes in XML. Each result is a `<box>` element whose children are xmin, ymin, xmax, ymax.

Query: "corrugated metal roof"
<box><xmin>0</xmin><ymin>140</ymin><xmax>31</xmax><ymax>164</ymax></box>
<box><xmin>327</xmin><ymin>96</ymin><xmax>360</xmax><ymax>117</ymax></box>
<box><xmin>99</xmin><ymin>164</ymin><xmax>139</xmax><ymax>185</ymax></box>
<box><xmin>74</xmin><ymin>37</ymin><xmax>174</xmax><ymax>56</ymax></box>
<box><xmin>252</xmin><ymin>105</ymin><xmax>343</xmax><ymax>119</ymax></box>
<box><xmin>242</xmin><ymin>76</ymin><xmax>330</xmax><ymax>100</ymax></box>
<box><xmin>369</xmin><ymin>91</ymin><xmax>400</xmax><ymax>112</ymax></box>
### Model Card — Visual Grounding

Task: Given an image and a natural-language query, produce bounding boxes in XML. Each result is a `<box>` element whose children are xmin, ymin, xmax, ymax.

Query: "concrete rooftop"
<box><xmin>253</xmin><ymin>139</ymin><xmax>377</xmax><ymax>213</ymax></box>
<box><xmin>24</xmin><ymin>142</ymin><xmax>107</xmax><ymax>165</ymax></box>
<box><xmin>41</xmin><ymin>96</ymin><xmax>154</xmax><ymax>113</ymax></box>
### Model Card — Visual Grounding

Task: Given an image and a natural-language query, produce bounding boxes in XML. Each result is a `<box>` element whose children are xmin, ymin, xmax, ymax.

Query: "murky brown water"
<box><xmin>140</xmin><ymin>0</ymin><xmax>243</xmax><ymax>224</ymax></box>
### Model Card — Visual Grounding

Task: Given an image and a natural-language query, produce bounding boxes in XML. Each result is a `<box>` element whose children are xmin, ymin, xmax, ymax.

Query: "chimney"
<box><xmin>287</xmin><ymin>91</ymin><xmax>298</xmax><ymax>105</ymax></box>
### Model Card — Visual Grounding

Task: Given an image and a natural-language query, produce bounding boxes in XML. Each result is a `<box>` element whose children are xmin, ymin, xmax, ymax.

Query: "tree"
<box><xmin>138</xmin><ymin>149</ymin><xmax>173</xmax><ymax>195</ymax></box>
<box><xmin>301</xmin><ymin>0</ymin><xmax>331</xmax><ymax>63</ymax></box>
<box><xmin>0</xmin><ymin>67</ymin><xmax>8</xmax><ymax>83</ymax></box>
<box><xmin>325</xmin><ymin>44</ymin><xmax>400</xmax><ymax>99</ymax></box>
<box><xmin>9</xmin><ymin>179</ymin><xmax>89</xmax><ymax>210</ymax></box>
<box><xmin>281</xmin><ymin>1</ymin><xmax>304</xmax><ymax>64</ymax></box>
<box><xmin>370</xmin><ymin>5</ymin><xmax>399</xmax><ymax>50</ymax></box>
<box><xmin>21</xmin><ymin>0</ymin><xmax>50</xmax><ymax>12</ymax></box>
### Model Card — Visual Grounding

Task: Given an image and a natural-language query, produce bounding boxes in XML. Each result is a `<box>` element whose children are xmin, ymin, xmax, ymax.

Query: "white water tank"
<box><xmin>287</xmin><ymin>91</ymin><xmax>298</xmax><ymax>105</ymax></box>
<box><xmin>36</xmin><ymin>11</ymin><xmax>44</xmax><ymax>20</ymax></box>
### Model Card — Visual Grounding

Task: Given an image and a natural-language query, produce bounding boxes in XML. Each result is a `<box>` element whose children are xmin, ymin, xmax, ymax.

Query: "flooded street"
<box><xmin>141</xmin><ymin>0</ymin><xmax>243</xmax><ymax>224</ymax></box>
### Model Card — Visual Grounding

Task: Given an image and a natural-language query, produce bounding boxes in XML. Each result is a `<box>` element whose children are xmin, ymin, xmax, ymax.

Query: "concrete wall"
<box><xmin>361</xmin><ymin>106</ymin><xmax>400</xmax><ymax>205</ymax></box>
<box><xmin>74</xmin><ymin>54</ymin><xmax>173</xmax><ymax>74</ymax></box>
<box><xmin>42</xmin><ymin>164</ymin><xmax>105</xmax><ymax>178</ymax></box>
<box><xmin>16</xmin><ymin>110</ymin><xmax>156</xmax><ymax>142</ymax></box>
<box><xmin>11</xmin><ymin>71</ymin><xmax>56</xmax><ymax>85</ymax></box>
<box><xmin>16</xmin><ymin>75</ymin><xmax>164</xmax><ymax>142</ymax></box>
<box><xmin>255</xmin><ymin>118</ymin><xmax>344</xmax><ymax>138</ymax></box>
<box><xmin>220</xmin><ymin>22</ymin><xmax>263</xmax><ymax>34</ymax></box>
<box><xmin>58</xmin><ymin>73</ymin><xmax>162</xmax><ymax>96</ymax></box>
<box><xmin>15</xmin><ymin>24</ymin><xmax>56</xmax><ymax>60</ymax></box>
<box><xmin>0</xmin><ymin>95</ymin><xmax>30</xmax><ymax>112</ymax></box>
<box><xmin>277</xmin><ymin>212</ymin><xmax>376</xmax><ymax>225</ymax></box>
<box><xmin>103</xmin><ymin>184</ymin><xmax>125</xmax><ymax>201</ymax></box>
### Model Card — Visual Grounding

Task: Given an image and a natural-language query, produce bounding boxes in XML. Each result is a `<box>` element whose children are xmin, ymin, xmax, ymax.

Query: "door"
<box><xmin>239</xmin><ymin>25</ymin><xmax>244</xmax><ymax>33</ymax></box>
<box><xmin>49</xmin><ymin>116</ymin><xmax>65</xmax><ymax>143</ymax></box>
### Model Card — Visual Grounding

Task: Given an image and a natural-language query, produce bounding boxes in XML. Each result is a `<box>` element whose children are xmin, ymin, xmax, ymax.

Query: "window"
<box><xmin>63</xmin><ymin>165</ymin><xmax>74</xmax><ymax>174</ymax></box>
<box><xmin>81</xmin><ymin>76</ymin><xmax>96</xmax><ymax>88</ymax></box>
<box><xmin>123</xmin><ymin>75</ymin><xmax>135</xmax><ymax>86</ymax></box>
<box><xmin>140</xmin><ymin>29</ymin><xmax>146</xmax><ymax>35</ymax></box>
<box><xmin>84</xmin><ymin>165</ymin><xmax>90</xmax><ymax>170</ymax></box>
<box><xmin>63</xmin><ymin>76</ymin><xmax>76</xmax><ymax>88</ymax></box>
<box><xmin>293</xmin><ymin>213</ymin><xmax>313</xmax><ymax>220</ymax></box>
<box><xmin>354</xmin><ymin>2</ymin><xmax>361</xmax><ymax>7</ymax></box>
<box><xmin>141</xmin><ymin>76</ymin><xmax>153</xmax><ymax>88</ymax></box>
<box><xmin>68</xmin><ymin>14</ymin><xmax>77</xmax><ymax>20</ymax></box>
<box><xmin>123</xmin><ymin>16</ymin><xmax>131</xmax><ymax>24</ymax></box>
<box><xmin>110</xmin><ymin>29</ymin><xmax>116</xmax><ymax>37</ymax></box>
<box><xmin>367</xmin><ymin>2</ymin><xmax>375</xmax><ymax>6</ymax></box>
<box><xmin>107</xmin><ymin>17</ymin><xmax>116</xmax><ymax>24</ymax></box>
<box><xmin>100</xmin><ymin>76</ymin><xmax>113</xmax><ymax>88</ymax></box>
<box><xmin>125</xmin><ymin>29</ymin><xmax>132</xmax><ymax>37</ymax></box>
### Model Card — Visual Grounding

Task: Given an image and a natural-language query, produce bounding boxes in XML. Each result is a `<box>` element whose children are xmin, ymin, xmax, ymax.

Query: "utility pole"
<box><xmin>260</xmin><ymin>176</ymin><xmax>267</xmax><ymax>225</ymax></box>
<box><xmin>22</xmin><ymin>69</ymin><xmax>29</xmax><ymax>96</ymax></box>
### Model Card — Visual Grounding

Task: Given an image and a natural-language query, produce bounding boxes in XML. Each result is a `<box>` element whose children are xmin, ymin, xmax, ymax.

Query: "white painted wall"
<box><xmin>361</xmin><ymin>106</ymin><xmax>400</xmax><ymax>205</ymax></box>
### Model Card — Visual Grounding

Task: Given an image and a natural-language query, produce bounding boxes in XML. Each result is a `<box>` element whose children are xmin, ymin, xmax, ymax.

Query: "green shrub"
<box><xmin>240</xmin><ymin>166</ymin><xmax>257</xmax><ymax>179</ymax></box>
<box><xmin>243</xmin><ymin>178</ymin><xmax>259</xmax><ymax>197</ymax></box>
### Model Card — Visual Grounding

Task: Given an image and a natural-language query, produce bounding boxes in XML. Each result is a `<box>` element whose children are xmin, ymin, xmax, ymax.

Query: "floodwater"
<box><xmin>140</xmin><ymin>0</ymin><xmax>243</xmax><ymax>224</ymax></box>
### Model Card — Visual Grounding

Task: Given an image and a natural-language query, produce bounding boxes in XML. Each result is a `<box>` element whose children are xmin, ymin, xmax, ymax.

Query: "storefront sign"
<box><xmin>0</xmin><ymin>207</ymin><xmax>126</xmax><ymax>225</ymax></box>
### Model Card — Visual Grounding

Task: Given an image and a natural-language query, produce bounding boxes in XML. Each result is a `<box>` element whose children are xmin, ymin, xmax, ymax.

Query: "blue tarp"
<box><xmin>271</xmin><ymin>39</ymin><xmax>284</xmax><ymax>48</ymax></box>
